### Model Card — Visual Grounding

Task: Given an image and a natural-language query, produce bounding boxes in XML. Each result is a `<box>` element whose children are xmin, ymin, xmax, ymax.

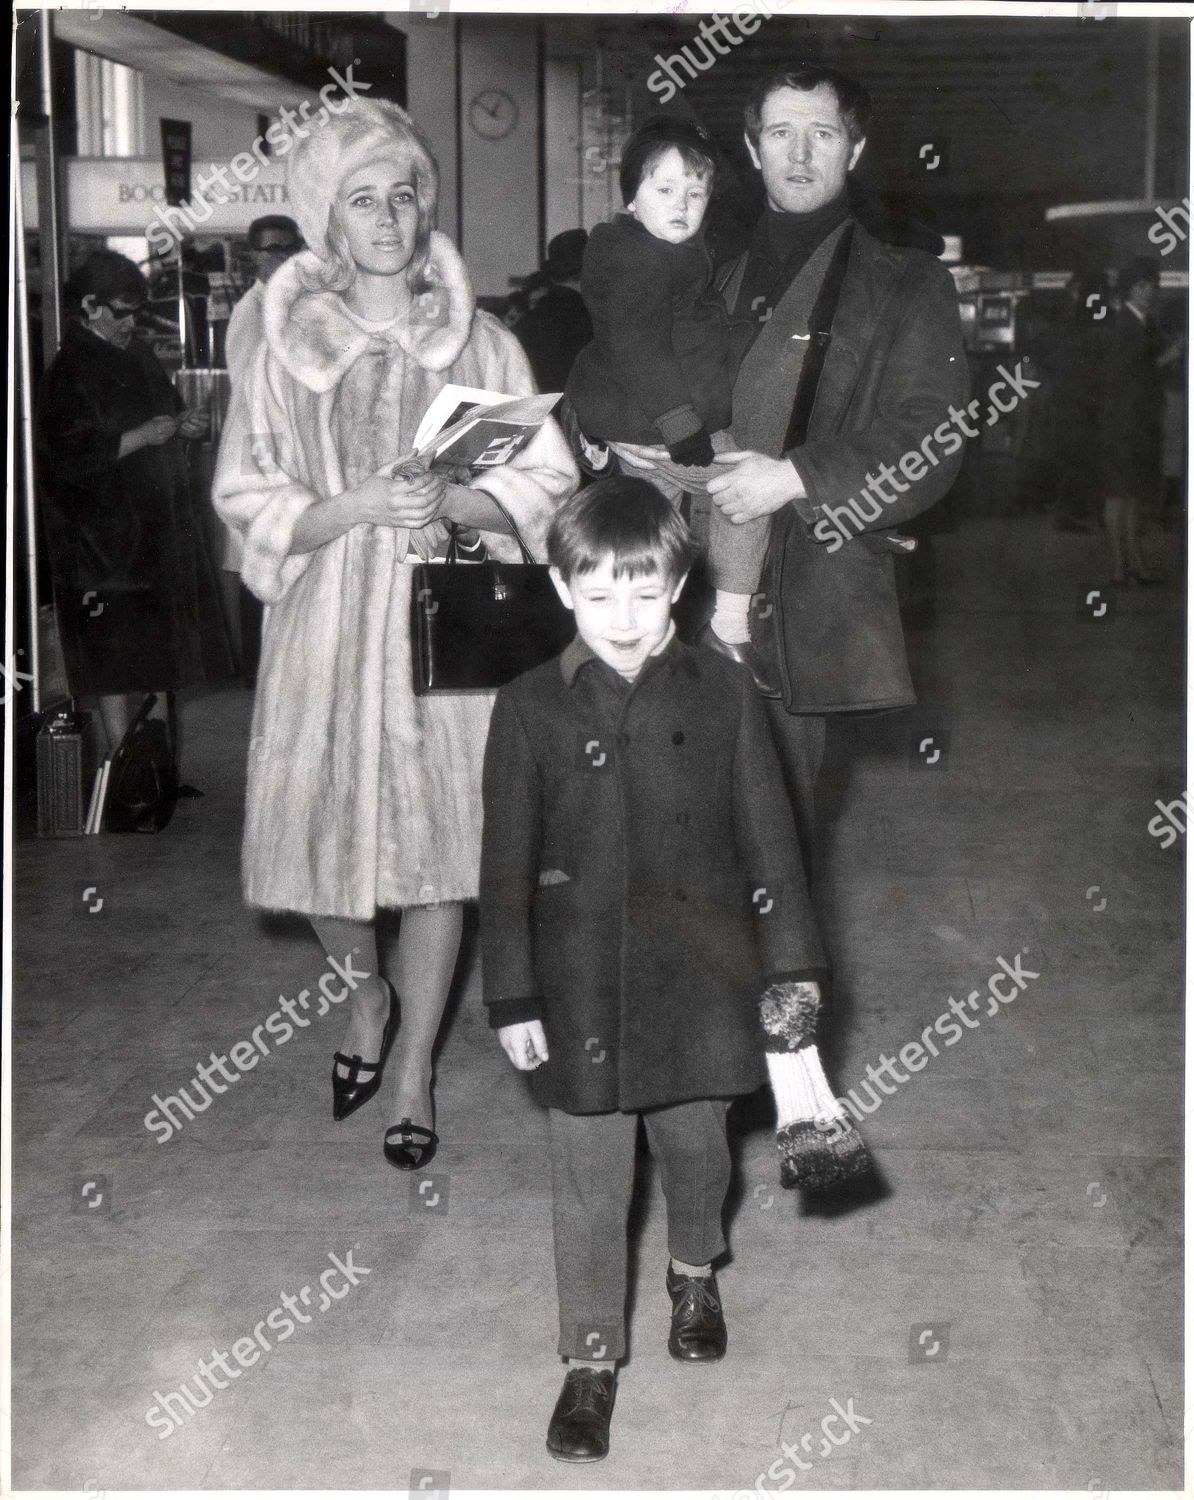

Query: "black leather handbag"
<box><xmin>410</xmin><ymin>497</ymin><xmax>574</xmax><ymax>693</ymax></box>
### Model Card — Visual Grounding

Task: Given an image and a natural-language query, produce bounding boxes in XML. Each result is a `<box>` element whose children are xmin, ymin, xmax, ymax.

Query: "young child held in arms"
<box><xmin>480</xmin><ymin>476</ymin><xmax>858</xmax><ymax>1462</ymax></box>
<box><xmin>564</xmin><ymin>117</ymin><xmax>774</xmax><ymax>691</ymax></box>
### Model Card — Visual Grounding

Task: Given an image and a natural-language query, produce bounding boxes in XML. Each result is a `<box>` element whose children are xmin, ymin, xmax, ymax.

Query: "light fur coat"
<box><xmin>214</xmin><ymin>233</ymin><xmax>578</xmax><ymax>917</ymax></box>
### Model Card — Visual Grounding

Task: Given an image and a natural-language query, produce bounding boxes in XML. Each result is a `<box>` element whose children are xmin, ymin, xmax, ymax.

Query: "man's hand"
<box><xmin>497</xmin><ymin>1019</ymin><xmax>549</xmax><ymax>1071</ymax></box>
<box><xmin>609</xmin><ymin>439</ymin><xmax>670</xmax><ymax>470</ymax></box>
<box><xmin>707</xmin><ymin>450</ymin><xmax>805</xmax><ymax>523</ymax></box>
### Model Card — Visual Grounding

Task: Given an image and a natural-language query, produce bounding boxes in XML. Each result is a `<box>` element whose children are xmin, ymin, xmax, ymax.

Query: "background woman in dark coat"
<box><xmin>1100</xmin><ymin>257</ymin><xmax>1170</xmax><ymax>585</ymax></box>
<box><xmin>34</xmin><ymin>250</ymin><xmax>231</xmax><ymax>755</ymax></box>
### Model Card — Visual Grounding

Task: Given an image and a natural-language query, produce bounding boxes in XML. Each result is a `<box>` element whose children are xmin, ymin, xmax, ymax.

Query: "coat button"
<box><xmin>672</xmin><ymin>730</ymin><xmax>685</xmax><ymax>745</ymax></box>
<box><xmin>617</xmin><ymin>731</ymin><xmax>630</xmax><ymax>747</ymax></box>
<box><xmin>676</xmin><ymin>811</ymin><xmax>689</xmax><ymax>826</ymax></box>
<box><xmin>675</xmin><ymin>889</ymin><xmax>687</xmax><ymax>901</ymax></box>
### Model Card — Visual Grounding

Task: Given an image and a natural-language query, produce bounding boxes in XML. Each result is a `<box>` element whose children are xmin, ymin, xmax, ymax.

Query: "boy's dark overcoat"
<box><xmin>480</xmin><ymin>636</ymin><xmax>825</xmax><ymax>1114</ymax></box>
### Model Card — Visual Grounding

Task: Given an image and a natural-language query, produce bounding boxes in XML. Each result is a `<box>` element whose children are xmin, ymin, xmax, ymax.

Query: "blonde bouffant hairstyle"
<box><xmin>285</xmin><ymin>96</ymin><xmax>439</xmax><ymax>295</ymax></box>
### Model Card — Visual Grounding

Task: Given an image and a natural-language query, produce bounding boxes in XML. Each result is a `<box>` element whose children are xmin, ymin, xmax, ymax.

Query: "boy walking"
<box><xmin>479</xmin><ymin>476</ymin><xmax>826</xmax><ymax>1461</ymax></box>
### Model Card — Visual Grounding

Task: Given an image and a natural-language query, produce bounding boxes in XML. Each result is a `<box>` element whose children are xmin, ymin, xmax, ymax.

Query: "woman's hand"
<box><xmin>177</xmin><ymin>407</ymin><xmax>210</xmax><ymax>439</ymax></box>
<box><xmin>349</xmin><ymin>454</ymin><xmax>447</xmax><ymax>530</ymax></box>
<box><xmin>138</xmin><ymin>415</ymin><xmax>180</xmax><ymax>447</ymax></box>
<box><xmin>118</xmin><ymin>414</ymin><xmax>177</xmax><ymax>458</ymax></box>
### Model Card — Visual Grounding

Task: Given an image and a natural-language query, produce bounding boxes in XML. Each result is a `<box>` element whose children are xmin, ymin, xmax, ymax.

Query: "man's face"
<box><xmin>551</xmin><ymin>556</ymin><xmax>685</xmax><ymax>681</ymax></box>
<box><xmin>746</xmin><ymin>82</ymin><xmax>864</xmax><ymax>216</ymax></box>
<box><xmin>251</xmin><ymin>229</ymin><xmax>301</xmax><ymax>284</ymax></box>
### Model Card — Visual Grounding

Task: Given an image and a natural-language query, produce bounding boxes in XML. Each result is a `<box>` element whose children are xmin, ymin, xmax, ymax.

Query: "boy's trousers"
<box><xmin>548</xmin><ymin>1098</ymin><xmax>731</xmax><ymax>1360</ymax></box>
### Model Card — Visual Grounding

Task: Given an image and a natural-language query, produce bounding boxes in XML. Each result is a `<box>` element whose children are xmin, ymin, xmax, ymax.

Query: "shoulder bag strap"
<box><xmin>444</xmin><ymin>492</ymin><xmax>537</xmax><ymax>565</ymax></box>
<box><xmin>781</xmin><ymin>223</ymin><xmax>856</xmax><ymax>454</ymax></box>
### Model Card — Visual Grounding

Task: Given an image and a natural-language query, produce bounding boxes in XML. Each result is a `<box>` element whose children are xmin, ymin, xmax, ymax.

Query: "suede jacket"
<box><xmin>719</xmin><ymin>220</ymin><xmax>969</xmax><ymax>714</ymax></box>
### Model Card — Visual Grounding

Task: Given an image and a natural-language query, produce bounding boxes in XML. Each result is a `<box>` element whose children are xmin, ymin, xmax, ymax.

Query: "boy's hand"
<box><xmin>498</xmin><ymin>1020</ymin><xmax>549</xmax><ymax>1071</ymax></box>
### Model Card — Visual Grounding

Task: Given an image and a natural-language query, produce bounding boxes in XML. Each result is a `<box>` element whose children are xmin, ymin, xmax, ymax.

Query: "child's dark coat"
<box><xmin>480</xmin><ymin>636</ymin><xmax>825</xmax><ymax>1114</ymax></box>
<box><xmin>564</xmin><ymin>214</ymin><xmax>735</xmax><ymax>449</ymax></box>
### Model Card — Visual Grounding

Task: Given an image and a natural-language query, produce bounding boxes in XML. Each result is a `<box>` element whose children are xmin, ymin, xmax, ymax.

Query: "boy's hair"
<box><xmin>744</xmin><ymin>64</ymin><xmax>871</xmax><ymax>148</ymax></box>
<box><xmin>619</xmin><ymin>116</ymin><xmax>717</xmax><ymax>206</ymax></box>
<box><xmin>547</xmin><ymin>475</ymin><xmax>699</xmax><ymax>583</ymax></box>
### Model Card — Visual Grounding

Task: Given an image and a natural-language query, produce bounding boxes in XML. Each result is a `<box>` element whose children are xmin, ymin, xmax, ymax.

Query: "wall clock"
<box><xmin>468</xmin><ymin>88</ymin><xmax>519</xmax><ymax>140</ymax></box>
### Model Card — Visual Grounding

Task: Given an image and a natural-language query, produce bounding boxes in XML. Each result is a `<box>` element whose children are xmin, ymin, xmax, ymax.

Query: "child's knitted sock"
<box><xmin>670</xmin><ymin>1256</ymin><xmax>713</xmax><ymax>1278</ymax></box>
<box><xmin>765</xmin><ymin>1045</ymin><xmax>844</xmax><ymax>1130</ymax></box>
<box><xmin>709</xmin><ymin>590</ymin><xmax>752</xmax><ymax>645</ymax></box>
<box><xmin>568</xmin><ymin>1356</ymin><xmax>616</xmax><ymax>1373</ymax></box>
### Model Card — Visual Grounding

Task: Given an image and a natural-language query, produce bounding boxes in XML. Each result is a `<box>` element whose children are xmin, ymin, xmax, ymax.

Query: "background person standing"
<box><xmin>35</xmin><ymin>250</ymin><xmax>232</xmax><ymax>761</ymax></box>
<box><xmin>1101</xmin><ymin>256</ymin><xmax>1168</xmax><ymax>585</ymax></box>
<box><xmin>512</xmin><ymin>228</ymin><xmax>593</xmax><ymax>394</ymax></box>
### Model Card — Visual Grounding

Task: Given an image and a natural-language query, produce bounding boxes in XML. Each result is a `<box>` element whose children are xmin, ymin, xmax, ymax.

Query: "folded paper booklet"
<box><xmin>409</xmin><ymin>384</ymin><xmax>562</xmax><ymax>472</ymax></box>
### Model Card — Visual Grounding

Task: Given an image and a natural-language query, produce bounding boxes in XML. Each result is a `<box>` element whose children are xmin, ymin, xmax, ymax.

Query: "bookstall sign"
<box><xmin>18</xmin><ymin>159</ymin><xmax>292</xmax><ymax>235</ymax></box>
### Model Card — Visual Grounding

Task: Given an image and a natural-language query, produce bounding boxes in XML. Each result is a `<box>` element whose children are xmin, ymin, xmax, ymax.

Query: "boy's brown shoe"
<box><xmin>546</xmin><ymin>1367</ymin><xmax>616</xmax><ymax>1462</ymax></box>
<box><xmin>666</xmin><ymin>1264</ymin><xmax>728</xmax><ymax>1361</ymax></box>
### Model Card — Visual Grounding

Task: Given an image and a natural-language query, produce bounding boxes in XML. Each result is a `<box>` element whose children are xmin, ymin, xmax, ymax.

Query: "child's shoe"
<box><xmin>546</xmin><ymin>1366</ymin><xmax>616</xmax><ymax>1462</ymax></box>
<box><xmin>696</xmin><ymin>624</ymin><xmax>780</xmax><ymax>698</ymax></box>
<box><xmin>666</xmin><ymin>1264</ymin><xmax>727</xmax><ymax>1361</ymax></box>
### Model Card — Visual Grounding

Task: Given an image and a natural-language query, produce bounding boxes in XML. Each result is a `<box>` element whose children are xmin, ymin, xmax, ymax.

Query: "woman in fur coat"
<box><xmin>214</xmin><ymin>98</ymin><xmax>577</xmax><ymax>1168</ymax></box>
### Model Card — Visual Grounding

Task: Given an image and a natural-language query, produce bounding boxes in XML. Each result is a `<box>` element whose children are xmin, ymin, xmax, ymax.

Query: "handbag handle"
<box><xmin>444</xmin><ymin>490</ymin><xmax>537</xmax><ymax>565</ymax></box>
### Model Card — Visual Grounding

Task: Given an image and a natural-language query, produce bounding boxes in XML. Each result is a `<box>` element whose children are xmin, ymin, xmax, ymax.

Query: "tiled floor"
<box><xmin>11</xmin><ymin>516</ymin><xmax>1184</xmax><ymax>1489</ymax></box>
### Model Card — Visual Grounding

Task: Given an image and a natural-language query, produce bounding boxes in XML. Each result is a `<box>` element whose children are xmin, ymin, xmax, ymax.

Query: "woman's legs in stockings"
<box><xmin>1122</xmin><ymin>496</ymin><xmax>1154</xmax><ymax>576</ymax></box>
<box><xmin>313</xmin><ymin>903</ymin><xmax>464</xmax><ymax>1129</ymax></box>
<box><xmin>312</xmin><ymin>915</ymin><xmax>390</xmax><ymax>1078</ymax></box>
<box><xmin>96</xmin><ymin>690</ymin><xmax>176</xmax><ymax>758</ymax></box>
<box><xmin>1103</xmin><ymin>495</ymin><xmax>1127</xmax><ymax>583</ymax></box>
<box><xmin>388</xmin><ymin>901</ymin><xmax>464</xmax><ymax>1129</ymax></box>
<box><xmin>1104</xmin><ymin>494</ymin><xmax>1156</xmax><ymax>581</ymax></box>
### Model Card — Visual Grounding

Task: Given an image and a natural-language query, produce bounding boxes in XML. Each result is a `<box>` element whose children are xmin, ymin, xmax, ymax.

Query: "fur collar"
<box><xmin>262</xmin><ymin>230</ymin><xmax>476</xmax><ymax>394</ymax></box>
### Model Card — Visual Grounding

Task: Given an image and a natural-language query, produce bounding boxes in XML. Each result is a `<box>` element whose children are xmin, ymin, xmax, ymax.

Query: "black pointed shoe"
<box><xmin>546</xmin><ymin>1367</ymin><xmax>616</xmax><ymax>1462</ymax></box>
<box><xmin>331</xmin><ymin>980</ymin><xmax>398</xmax><ymax>1121</ymax></box>
<box><xmin>696</xmin><ymin>625</ymin><xmax>780</xmax><ymax>698</ymax></box>
<box><xmin>383</xmin><ymin>1117</ymin><xmax>439</xmax><ymax>1172</ymax></box>
<box><xmin>666</xmin><ymin>1263</ymin><xmax>728</xmax><ymax>1361</ymax></box>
